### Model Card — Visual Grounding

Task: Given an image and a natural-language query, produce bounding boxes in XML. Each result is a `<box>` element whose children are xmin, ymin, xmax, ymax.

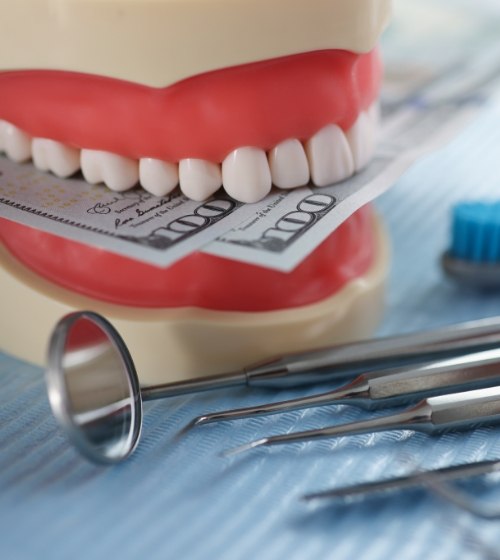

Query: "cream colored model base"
<box><xmin>1</xmin><ymin>0</ymin><xmax>391</xmax><ymax>87</ymax></box>
<box><xmin>0</xmin><ymin>216</ymin><xmax>389</xmax><ymax>385</ymax></box>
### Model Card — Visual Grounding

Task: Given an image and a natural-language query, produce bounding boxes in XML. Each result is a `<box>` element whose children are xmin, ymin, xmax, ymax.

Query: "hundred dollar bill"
<box><xmin>0</xmin><ymin>158</ymin><xmax>259</xmax><ymax>268</ymax></box>
<box><xmin>1</xmin><ymin>0</ymin><xmax>499</xmax><ymax>271</ymax></box>
<box><xmin>201</xmin><ymin>28</ymin><xmax>500</xmax><ymax>271</ymax></box>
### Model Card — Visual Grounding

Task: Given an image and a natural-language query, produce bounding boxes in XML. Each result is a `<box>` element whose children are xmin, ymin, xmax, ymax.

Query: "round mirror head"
<box><xmin>46</xmin><ymin>311</ymin><xmax>142</xmax><ymax>464</ymax></box>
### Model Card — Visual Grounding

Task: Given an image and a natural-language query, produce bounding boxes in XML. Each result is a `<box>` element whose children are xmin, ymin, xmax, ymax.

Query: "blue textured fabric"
<box><xmin>4</xmin><ymin>44</ymin><xmax>500</xmax><ymax>560</ymax></box>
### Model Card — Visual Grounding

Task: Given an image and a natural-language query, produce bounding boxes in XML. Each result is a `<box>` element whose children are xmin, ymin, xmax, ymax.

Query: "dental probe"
<box><xmin>302</xmin><ymin>458</ymin><xmax>500</xmax><ymax>503</ymax></box>
<box><xmin>223</xmin><ymin>386</ymin><xmax>500</xmax><ymax>457</ymax></box>
<box><xmin>46</xmin><ymin>311</ymin><xmax>500</xmax><ymax>464</ymax></box>
<box><xmin>187</xmin><ymin>348</ymin><xmax>500</xmax><ymax>429</ymax></box>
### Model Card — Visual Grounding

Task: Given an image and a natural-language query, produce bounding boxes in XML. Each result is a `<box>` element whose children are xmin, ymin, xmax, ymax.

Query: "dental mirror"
<box><xmin>46</xmin><ymin>311</ymin><xmax>142</xmax><ymax>464</ymax></box>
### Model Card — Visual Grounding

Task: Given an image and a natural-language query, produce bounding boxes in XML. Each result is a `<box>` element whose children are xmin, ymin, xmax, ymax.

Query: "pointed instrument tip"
<box><xmin>301</xmin><ymin>490</ymin><xmax>344</xmax><ymax>503</ymax></box>
<box><xmin>301</xmin><ymin>492</ymin><xmax>322</xmax><ymax>503</ymax></box>
<box><xmin>301</xmin><ymin>485</ymin><xmax>377</xmax><ymax>504</ymax></box>
<box><xmin>191</xmin><ymin>415</ymin><xmax>211</xmax><ymax>429</ymax></box>
<box><xmin>176</xmin><ymin>415</ymin><xmax>210</xmax><ymax>438</ymax></box>
<box><xmin>220</xmin><ymin>437</ymin><xmax>269</xmax><ymax>458</ymax></box>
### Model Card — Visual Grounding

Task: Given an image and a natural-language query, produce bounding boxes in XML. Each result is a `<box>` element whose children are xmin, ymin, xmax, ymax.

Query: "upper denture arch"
<box><xmin>0</xmin><ymin>50</ymin><xmax>381</xmax><ymax>165</ymax></box>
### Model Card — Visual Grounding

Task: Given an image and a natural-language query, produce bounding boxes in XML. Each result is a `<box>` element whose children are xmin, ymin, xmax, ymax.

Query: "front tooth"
<box><xmin>32</xmin><ymin>138</ymin><xmax>80</xmax><ymax>178</ymax></box>
<box><xmin>178</xmin><ymin>159</ymin><xmax>222</xmax><ymax>201</ymax></box>
<box><xmin>305</xmin><ymin>125</ymin><xmax>354</xmax><ymax>187</ymax></box>
<box><xmin>222</xmin><ymin>147</ymin><xmax>272</xmax><ymax>203</ymax></box>
<box><xmin>0</xmin><ymin>120</ymin><xmax>6</xmax><ymax>151</ymax></box>
<box><xmin>268</xmin><ymin>139</ymin><xmax>310</xmax><ymax>189</ymax></box>
<box><xmin>346</xmin><ymin>109</ymin><xmax>377</xmax><ymax>172</ymax></box>
<box><xmin>368</xmin><ymin>101</ymin><xmax>380</xmax><ymax>128</ymax></box>
<box><xmin>0</xmin><ymin>120</ymin><xmax>32</xmax><ymax>163</ymax></box>
<box><xmin>139</xmin><ymin>158</ymin><xmax>179</xmax><ymax>197</ymax></box>
<box><xmin>81</xmin><ymin>149</ymin><xmax>139</xmax><ymax>192</ymax></box>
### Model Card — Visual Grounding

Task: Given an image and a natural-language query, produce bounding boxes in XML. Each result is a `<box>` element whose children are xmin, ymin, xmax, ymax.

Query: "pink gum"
<box><xmin>0</xmin><ymin>49</ymin><xmax>381</xmax><ymax>163</ymax></box>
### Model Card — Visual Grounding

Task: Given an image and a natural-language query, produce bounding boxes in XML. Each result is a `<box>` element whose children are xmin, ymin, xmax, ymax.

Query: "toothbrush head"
<box><xmin>442</xmin><ymin>201</ymin><xmax>500</xmax><ymax>288</ymax></box>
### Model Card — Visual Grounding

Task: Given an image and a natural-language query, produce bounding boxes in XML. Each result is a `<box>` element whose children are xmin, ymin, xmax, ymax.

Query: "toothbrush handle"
<box><xmin>247</xmin><ymin>317</ymin><xmax>500</xmax><ymax>387</ymax></box>
<box><xmin>428</xmin><ymin>386</ymin><xmax>500</xmax><ymax>430</ymax></box>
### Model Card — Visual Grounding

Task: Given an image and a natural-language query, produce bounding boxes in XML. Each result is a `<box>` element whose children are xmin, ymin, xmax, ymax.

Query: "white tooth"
<box><xmin>139</xmin><ymin>158</ymin><xmax>179</xmax><ymax>197</ymax></box>
<box><xmin>305</xmin><ymin>124</ymin><xmax>354</xmax><ymax>187</ymax></box>
<box><xmin>369</xmin><ymin>101</ymin><xmax>381</xmax><ymax>128</ymax></box>
<box><xmin>32</xmin><ymin>138</ymin><xmax>80</xmax><ymax>178</ymax></box>
<box><xmin>178</xmin><ymin>159</ymin><xmax>222</xmax><ymax>201</ymax></box>
<box><xmin>268</xmin><ymin>139</ymin><xmax>310</xmax><ymax>189</ymax></box>
<box><xmin>81</xmin><ymin>149</ymin><xmax>138</xmax><ymax>192</ymax></box>
<box><xmin>222</xmin><ymin>147</ymin><xmax>272</xmax><ymax>203</ymax></box>
<box><xmin>346</xmin><ymin>109</ymin><xmax>377</xmax><ymax>172</ymax></box>
<box><xmin>0</xmin><ymin>120</ymin><xmax>6</xmax><ymax>151</ymax></box>
<box><xmin>0</xmin><ymin>120</ymin><xmax>31</xmax><ymax>163</ymax></box>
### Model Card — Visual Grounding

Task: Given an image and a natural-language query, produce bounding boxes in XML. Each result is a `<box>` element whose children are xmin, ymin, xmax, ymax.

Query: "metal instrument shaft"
<box><xmin>224</xmin><ymin>386</ymin><xmax>500</xmax><ymax>457</ymax></box>
<box><xmin>302</xmin><ymin>459</ymin><xmax>500</xmax><ymax>502</ymax></box>
<box><xmin>188</xmin><ymin>349</ymin><xmax>500</xmax><ymax>428</ymax></box>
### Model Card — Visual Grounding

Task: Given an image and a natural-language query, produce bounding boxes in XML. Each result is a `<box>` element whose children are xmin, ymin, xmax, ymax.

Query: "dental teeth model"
<box><xmin>0</xmin><ymin>0</ymin><xmax>391</xmax><ymax>383</ymax></box>
<box><xmin>0</xmin><ymin>0</ymin><xmax>389</xmax><ymax>203</ymax></box>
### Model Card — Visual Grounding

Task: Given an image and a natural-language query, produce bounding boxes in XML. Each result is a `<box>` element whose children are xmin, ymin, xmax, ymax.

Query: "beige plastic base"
<box><xmin>0</xmin><ymin>215</ymin><xmax>389</xmax><ymax>384</ymax></box>
<box><xmin>1</xmin><ymin>0</ymin><xmax>392</xmax><ymax>87</ymax></box>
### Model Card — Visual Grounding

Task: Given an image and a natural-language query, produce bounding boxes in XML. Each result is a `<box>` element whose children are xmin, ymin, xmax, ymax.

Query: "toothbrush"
<box><xmin>442</xmin><ymin>201</ymin><xmax>500</xmax><ymax>287</ymax></box>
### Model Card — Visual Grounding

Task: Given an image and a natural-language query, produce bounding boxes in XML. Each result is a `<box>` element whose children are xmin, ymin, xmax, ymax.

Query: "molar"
<box><xmin>222</xmin><ymin>147</ymin><xmax>272</xmax><ymax>203</ymax></box>
<box><xmin>32</xmin><ymin>138</ymin><xmax>80</xmax><ymax>178</ymax></box>
<box><xmin>305</xmin><ymin>124</ymin><xmax>354</xmax><ymax>187</ymax></box>
<box><xmin>81</xmin><ymin>149</ymin><xmax>139</xmax><ymax>192</ymax></box>
<box><xmin>178</xmin><ymin>159</ymin><xmax>222</xmax><ymax>201</ymax></box>
<box><xmin>0</xmin><ymin>120</ymin><xmax>32</xmax><ymax>163</ymax></box>
<box><xmin>139</xmin><ymin>158</ymin><xmax>179</xmax><ymax>197</ymax></box>
<box><xmin>268</xmin><ymin>139</ymin><xmax>310</xmax><ymax>189</ymax></box>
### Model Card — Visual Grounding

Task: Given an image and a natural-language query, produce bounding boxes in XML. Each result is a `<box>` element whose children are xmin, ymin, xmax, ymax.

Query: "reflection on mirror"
<box><xmin>46</xmin><ymin>312</ymin><xmax>142</xmax><ymax>464</ymax></box>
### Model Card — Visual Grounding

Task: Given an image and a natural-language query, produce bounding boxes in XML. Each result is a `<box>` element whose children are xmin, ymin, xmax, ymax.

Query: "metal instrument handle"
<box><xmin>428</xmin><ymin>386</ymin><xmax>500</xmax><ymax>429</ymax></box>
<box><xmin>247</xmin><ymin>317</ymin><xmax>500</xmax><ymax>387</ymax></box>
<box><xmin>368</xmin><ymin>348</ymin><xmax>500</xmax><ymax>401</ymax></box>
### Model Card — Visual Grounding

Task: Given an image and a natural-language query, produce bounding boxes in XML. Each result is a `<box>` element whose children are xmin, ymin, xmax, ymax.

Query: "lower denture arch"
<box><xmin>0</xmin><ymin>205</ymin><xmax>375</xmax><ymax>311</ymax></box>
<box><xmin>0</xmin><ymin>49</ymin><xmax>381</xmax><ymax>163</ymax></box>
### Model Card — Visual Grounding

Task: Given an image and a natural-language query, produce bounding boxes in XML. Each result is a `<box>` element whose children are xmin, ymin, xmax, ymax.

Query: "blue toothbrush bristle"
<box><xmin>451</xmin><ymin>201</ymin><xmax>500</xmax><ymax>263</ymax></box>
